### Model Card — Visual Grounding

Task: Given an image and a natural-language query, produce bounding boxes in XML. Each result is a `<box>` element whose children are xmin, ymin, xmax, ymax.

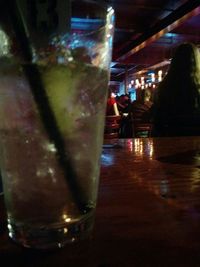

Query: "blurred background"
<box><xmin>104</xmin><ymin>0</ymin><xmax>200</xmax><ymax>100</ymax></box>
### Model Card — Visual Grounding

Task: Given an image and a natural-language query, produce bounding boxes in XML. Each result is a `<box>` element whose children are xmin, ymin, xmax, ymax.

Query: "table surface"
<box><xmin>1</xmin><ymin>136</ymin><xmax>200</xmax><ymax>266</ymax></box>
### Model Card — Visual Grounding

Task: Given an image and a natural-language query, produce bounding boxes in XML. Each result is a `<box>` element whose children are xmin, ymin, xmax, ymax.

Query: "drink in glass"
<box><xmin>0</xmin><ymin>0</ymin><xmax>114</xmax><ymax>249</ymax></box>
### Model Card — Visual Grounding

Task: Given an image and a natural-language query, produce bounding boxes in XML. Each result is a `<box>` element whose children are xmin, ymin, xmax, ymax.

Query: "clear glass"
<box><xmin>0</xmin><ymin>0</ymin><xmax>114</xmax><ymax>249</ymax></box>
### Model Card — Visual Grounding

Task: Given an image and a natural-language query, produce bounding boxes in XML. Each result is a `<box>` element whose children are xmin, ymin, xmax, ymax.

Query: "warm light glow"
<box><xmin>147</xmin><ymin>139</ymin><xmax>154</xmax><ymax>158</ymax></box>
<box><xmin>63</xmin><ymin>228</ymin><xmax>68</xmax><ymax>233</ymax></box>
<box><xmin>136</xmin><ymin>79</ymin><xmax>140</xmax><ymax>87</ymax></box>
<box><xmin>134</xmin><ymin>139</ymin><xmax>143</xmax><ymax>156</ymax></box>
<box><xmin>62</xmin><ymin>214</ymin><xmax>72</xmax><ymax>223</ymax></box>
<box><xmin>158</xmin><ymin>70</ymin><xmax>163</xmax><ymax>82</ymax></box>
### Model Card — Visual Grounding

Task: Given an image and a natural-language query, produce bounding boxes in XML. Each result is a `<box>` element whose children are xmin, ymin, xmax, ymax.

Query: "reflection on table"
<box><xmin>1</xmin><ymin>136</ymin><xmax>200</xmax><ymax>266</ymax></box>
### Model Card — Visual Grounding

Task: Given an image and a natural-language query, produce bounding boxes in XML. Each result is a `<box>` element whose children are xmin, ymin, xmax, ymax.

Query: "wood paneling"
<box><xmin>109</xmin><ymin>0</ymin><xmax>200</xmax><ymax>81</ymax></box>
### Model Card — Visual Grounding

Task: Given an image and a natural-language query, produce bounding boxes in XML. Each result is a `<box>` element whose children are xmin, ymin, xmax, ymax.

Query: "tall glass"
<box><xmin>0</xmin><ymin>0</ymin><xmax>114</xmax><ymax>249</ymax></box>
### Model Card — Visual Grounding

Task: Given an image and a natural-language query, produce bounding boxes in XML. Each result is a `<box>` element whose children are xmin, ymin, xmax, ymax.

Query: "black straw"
<box><xmin>7</xmin><ymin>0</ymin><xmax>87</xmax><ymax>213</ymax></box>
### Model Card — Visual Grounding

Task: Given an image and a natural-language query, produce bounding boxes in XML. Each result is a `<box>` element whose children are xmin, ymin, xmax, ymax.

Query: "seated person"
<box><xmin>151</xmin><ymin>42</ymin><xmax>200</xmax><ymax>137</ymax></box>
<box><xmin>116</xmin><ymin>94</ymin><xmax>131</xmax><ymax>114</ymax></box>
<box><xmin>130</xmin><ymin>89</ymin><xmax>153</xmax><ymax>123</ymax></box>
<box><xmin>106</xmin><ymin>90</ymin><xmax>119</xmax><ymax>116</ymax></box>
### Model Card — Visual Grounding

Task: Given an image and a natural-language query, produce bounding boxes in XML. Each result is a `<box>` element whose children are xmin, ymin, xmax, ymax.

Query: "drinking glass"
<box><xmin>0</xmin><ymin>0</ymin><xmax>114</xmax><ymax>249</ymax></box>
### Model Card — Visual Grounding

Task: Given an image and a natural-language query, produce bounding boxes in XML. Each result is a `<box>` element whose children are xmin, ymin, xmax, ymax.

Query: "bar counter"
<box><xmin>1</xmin><ymin>136</ymin><xmax>200</xmax><ymax>266</ymax></box>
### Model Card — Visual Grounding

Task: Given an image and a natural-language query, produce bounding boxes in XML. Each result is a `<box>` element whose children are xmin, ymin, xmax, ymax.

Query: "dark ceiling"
<box><xmin>104</xmin><ymin>0</ymin><xmax>200</xmax><ymax>82</ymax></box>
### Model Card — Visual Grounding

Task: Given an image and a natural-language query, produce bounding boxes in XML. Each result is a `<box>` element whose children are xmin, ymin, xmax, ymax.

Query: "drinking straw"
<box><xmin>7</xmin><ymin>0</ymin><xmax>87</xmax><ymax>213</ymax></box>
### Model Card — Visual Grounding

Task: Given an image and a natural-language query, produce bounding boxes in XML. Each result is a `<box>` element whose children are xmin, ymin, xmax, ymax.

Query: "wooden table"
<box><xmin>1</xmin><ymin>136</ymin><xmax>200</xmax><ymax>266</ymax></box>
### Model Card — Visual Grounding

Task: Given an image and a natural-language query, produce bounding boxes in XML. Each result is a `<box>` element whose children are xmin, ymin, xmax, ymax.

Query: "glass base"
<box><xmin>7</xmin><ymin>212</ymin><xmax>94</xmax><ymax>250</ymax></box>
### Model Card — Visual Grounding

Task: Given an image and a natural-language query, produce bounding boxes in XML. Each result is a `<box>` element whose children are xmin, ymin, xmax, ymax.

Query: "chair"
<box><xmin>104</xmin><ymin>115</ymin><xmax>121</xmax><ymax>139</ymax></box>
<box><xmin>130</xmin><ymin>103</ymin><xmax>152</xmax><ymax>137</ymax></box>
<box><xmin>133</xmin><ymin>122</ymin><xmax>152</xmax><ymax>137</ymax></box>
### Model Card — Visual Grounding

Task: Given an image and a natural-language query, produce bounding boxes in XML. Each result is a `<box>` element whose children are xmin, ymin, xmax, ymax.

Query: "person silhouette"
<box><xmin>151</xmin><ymin>42</ymin><xmax>200</xmax><ymax>136</ymax></box>
<box><xmin>106</xmin><ymin>90</ymin><xmax>119</xmax><ymax>116</ymax></box>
